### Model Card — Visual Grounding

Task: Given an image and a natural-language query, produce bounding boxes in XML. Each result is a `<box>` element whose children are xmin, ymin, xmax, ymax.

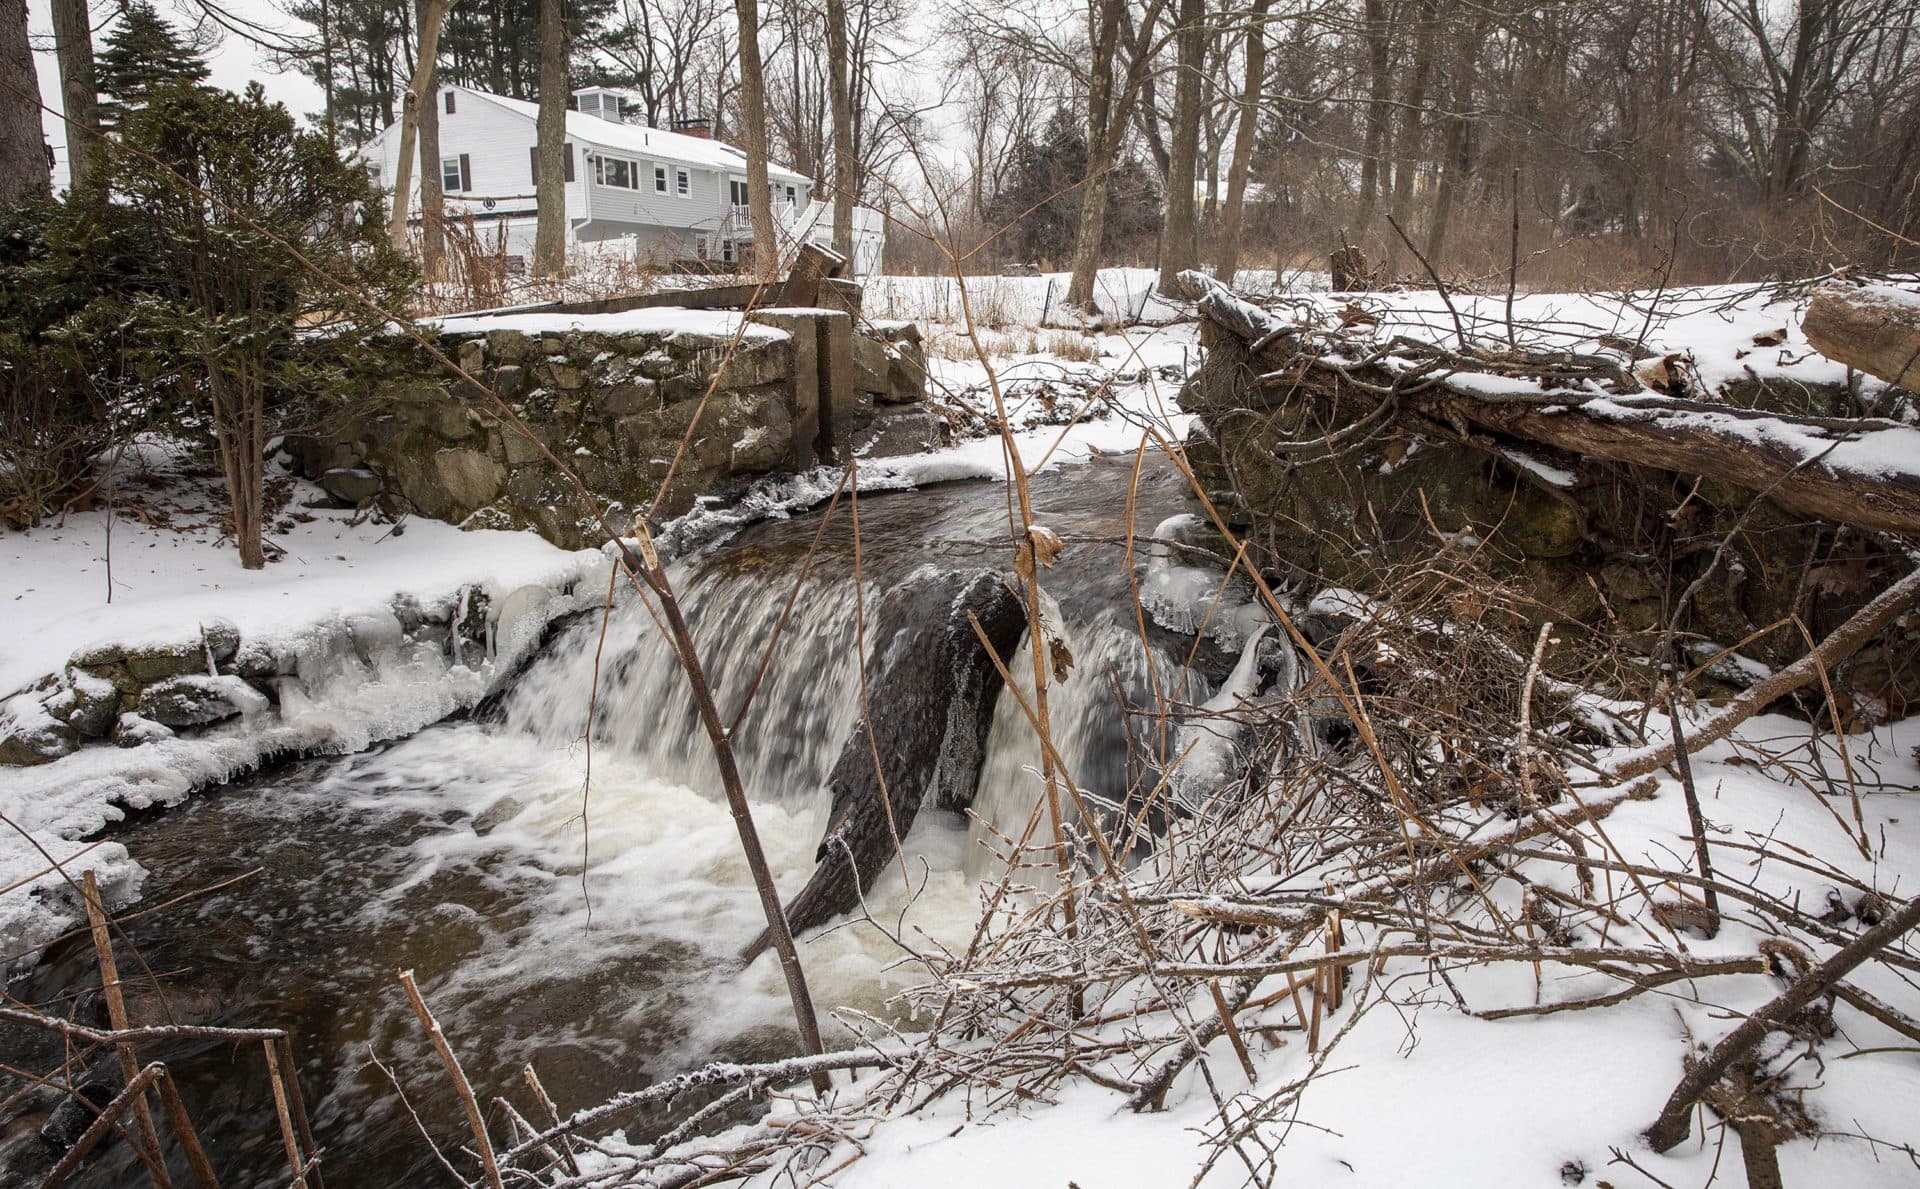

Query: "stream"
<box><xmin>1</xmin><ymin>454</ymin><xmax>1227</xmax><ymax>1187</ymax></box>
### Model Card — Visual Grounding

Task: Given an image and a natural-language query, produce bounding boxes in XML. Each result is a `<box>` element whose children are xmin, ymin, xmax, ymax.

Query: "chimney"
<box><xmin>671</xmin><ymin>117</ymin><xmax>712</xmax><ymax>140</ymax></box>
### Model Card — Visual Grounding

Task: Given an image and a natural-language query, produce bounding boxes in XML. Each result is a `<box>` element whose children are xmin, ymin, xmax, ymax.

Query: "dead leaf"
<box><xmin>1337</xmin><ymin>302</ymin><xmax>1378</xmax><ymax>328</ymax></box>
<box><xmin>1048</xmin><ymin>634</ymin><xmax>1075</xmax><ymax>681</ymax></box>
<box><xmin>1751</xmin><ymin>327</ymin><xmax>1787</xmax><ymax>347</ymax></box>
<box><xmin>1028</xmin><ymin>524</ymin><xmax>1063</xmax><ymax>566</ymax></box>
<box><xmin>1634</xmin><ymin>352</ymin><xmax>1689</xmax><ymax>393</ymax></box>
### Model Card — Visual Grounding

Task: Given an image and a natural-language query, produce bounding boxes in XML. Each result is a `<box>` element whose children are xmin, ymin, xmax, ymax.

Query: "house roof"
<box><xmin>469</xmin><ymin>89</ymin><xmax>811</xmax><ymax>185</ymax></box>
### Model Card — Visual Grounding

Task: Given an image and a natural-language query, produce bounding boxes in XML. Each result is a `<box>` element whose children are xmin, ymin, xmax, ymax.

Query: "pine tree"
<box><xmin>95</xmin><ymin>1</ymin><xmax>209</xmax><ymax>129</ymax></box>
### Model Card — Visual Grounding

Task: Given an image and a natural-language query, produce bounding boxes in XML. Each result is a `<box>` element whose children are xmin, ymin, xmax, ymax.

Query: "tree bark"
<box><xmin>417</xmin><ymin>0</ymin><xmax>446</xmax><ymax>280</ymax></box>
<box><xmin>0</xmin><ymin>0</ymin><xmax>49</xmax><ymax>202</ymax></box>
<box><xmin>825</xmin><ymin>0</ymin><xmax>854</xmax><ymax>261</ymax></box>
<box><xmin>533</xmin><ymin>0</ymin><xmax>568</xmax><ymax>277</ymax></box>
<box><xmin>390</xmin><ymin>0</ymin><xmax>453</xmax><ymax>252</ymax></box>
<box><xmin>1211</xmin><ymin>0</ymin><xmax>1270</xmax><ymax>284</ymax></box>
<box><xmin>733</xmin><ymin>0</ymin><xmax>778</xmax><ymax>280</ymax></box>
<box><xmin>49</xmin><ymin>0</ymin><xmax>97</xmax><ymax>191</ymax></box>
<box><xmin>1385</xmin><ymin>0</ymin><xmax>1437</xmax><ymax>272</ymax></box>
<box><xmin>1155</xmin><ymin>0</ymin><xmax>1206</xmax><ymax>292</ymax></box>
<box><xmin>1803</xmin><ymin>283</ymin><xmax>1920</xmax><ymax>390</ymax></box>
<box><xmin>1064</xmin><ymin>0</ymin><xmax>1125</xmax><ymax>311</ymax></box>
<box><xmin>1356</xmin><ymin>0</ymin><xmax>1392</xmax><ymax>217</ymax></box>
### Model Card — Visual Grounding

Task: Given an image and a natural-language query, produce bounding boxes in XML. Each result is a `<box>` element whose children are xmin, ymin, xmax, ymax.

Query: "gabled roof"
<box><xmin>467</xmin><ymin>89</ymin><xmax>810</xmax><ymax>185</ymax></box>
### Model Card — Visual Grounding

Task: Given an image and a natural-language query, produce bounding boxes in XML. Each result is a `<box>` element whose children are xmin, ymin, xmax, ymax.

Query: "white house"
<box><xmin>356</xmin><ymin>84</ymin><xmax>886</xmax><ymax>276</ymax></box>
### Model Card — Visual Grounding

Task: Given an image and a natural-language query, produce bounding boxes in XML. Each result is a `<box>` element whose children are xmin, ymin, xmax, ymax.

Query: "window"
<box><xmin>729</xmin><ymin>178</ymin><xmax>748</xmax><ymax>206</ymax></box>
<box><xmin>654</xmin><ymin>165</ymin><xmax>668</xmax><ymax>193</ymax></box>
<box><xmin>441</xmin><ymin>155</ymin><xmax>468</xmax><ymax>192</ymax></box>
<box><xmin>784</xmin><ymin>184</ymin><xmax>797</xmax><ymax>207</ymax></box>
<box><xmin>721</xmin><ymin>238</ymin><xmax>735</xmax><ymax>263</ymax></box>
<box><xmin>595</xmin><ymin>156</ymin><xmax>637</xmax><ymax>189</ymax></box>
<box><xmin>676</xmin><ymin>167</ymin><xmax>690</xmax><ymax>196</ymax></box>
<box><xmin>443</xmin><ymin>89</ymin><xmax>456</xmax><ymax>115</ymax></box>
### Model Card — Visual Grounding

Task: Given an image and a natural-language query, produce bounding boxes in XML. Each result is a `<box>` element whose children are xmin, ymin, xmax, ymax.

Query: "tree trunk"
<box><xmin>1424</xmin><ymin>19</ymin><xmax>1482</xmax><ymax>264</ymax></box>
<box><xmin>1802</xmin><ymin>283</ymin><xmax>1920</xmax><ymax>390</ymax></box>
<box><xmin>0</xmin><ymin>0</ymin><xmax>48</xmax><ymax>202</ymax></box>
<box><xmin>533</xmin><ymin>0</ymin><xmax>568</xmax><ymax>277</ymax></box>
<box><xmin>1386</xmin><ymin>0</ymin><xmax>1437</xmax><ymax>271</ymax></box>
<box><xmin>734</xmin><ymin>0</ymin><xmax>779</xmax><ymax>280</ymax></box>
<box><xmin>825</xmin><ymin>0</ymin><xmax>854</xmax><ymax>261</ymax></box>
<box><xmin>1357</xmin><ymin>0</ymin><xmax>1392</xmax><ymax>216</ymax></box>
<box><xmin>417</xmin><ymin>0</ymin><xmax>446</xmax><ymax>280</ymax></box>
<box><xmin>1067</xmin><ymin>0</ymin><xmax>1126</xmax><ymax>311</ymax></box>
<box><xmin>390</xmin><ymin>0</ymin><xmax>453</xmax><ymax>251</ymax></box>
<box><xmin>1155</xmin><ymin>0</ymin><xmax>1206</xmax><ymax>292</ymax></box>
<box><xmin>1212</xmin><ymin>0</ymin><xmax>1270</xmax><ymax>284</ymax></box>
<box><xmin>49</xmin><ymin>0</ymin><xmax>97</xmax><ymax>191</ymax></box>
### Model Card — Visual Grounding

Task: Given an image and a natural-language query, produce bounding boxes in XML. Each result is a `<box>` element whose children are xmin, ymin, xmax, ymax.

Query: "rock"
<box><xmin>487</xmin><ymin>329</ymin><xmax>531</xmax><ymax>363</ymax></box>
<box><xmin>715</xmin><ymin>338</ymin><xmax>793</xmax><ymax>389</ymax></box>
<box><xmin>851</xmin><ymin>407</ymin><xmax>950</xmax><ymax>459</ymax></box>
<box><xmin>551</xmin><ymin>364</ymin><xmax>587</xmax><ymax>391</ymax></box>
<box><xmin>319</xmin><ymin>467</ymin><xmax>383</xmax><ymax>505</ymax></box>
<box><xmin>124</xmin><ymin>642</ymin><xmax>208</xmax><ymax>684</ymax></box>
<box><xmin>883</xmin><ymin>338</ymin><xmax>927</xmax><ymax>404</ymax></box>
<box><xmin>491</xmin><ymin>364</ymin><xmax>527</xmax><ymax>400</ymax></box>
<box><xmin>51</xmin><ymin>674</ymin><xmax>120</xmax><ymax>739</ymax></box>
<box><xmin>852</xmin><ymin>333</ymin><xmax>890</xmax><ymax>395</ymax></box>
<box><xmin>136</xmin><ymin>675</ymin><xmax>267</xmax><ymax>729</ymax></box>
<box><xmin>600</xmin><ymin>380</ymin><xmax>659</xmax><ymax>417</ymax></box>
<box><xmin>432</xmin><ymin>448</ymin><xmax>506</xmax><ymax>514</ymax></box>
<box><xmin>112</xmin><ymin>713</ymin><xmax>176</xmax><ymax>747</ymax></box>
<box><xmin>201</xmin><ymin>620</ymin><xmax>241</xmax><ymax>665</ymax></box>
<box><xmin>456</xmin><ymin>337</ymin><xmax>486</xmax><ymax>372</ymax></box>
<box><xmin>0</xmin><ymin>697</ymin><xmax>77</xmax><ymax>765</ymax></box>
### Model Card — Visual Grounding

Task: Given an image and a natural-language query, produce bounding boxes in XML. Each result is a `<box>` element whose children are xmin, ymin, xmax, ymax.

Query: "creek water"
<box><xmin>2</xmin><ymin>455</ymin><xmax>1224</xmax><ymax>1188</ymax></box>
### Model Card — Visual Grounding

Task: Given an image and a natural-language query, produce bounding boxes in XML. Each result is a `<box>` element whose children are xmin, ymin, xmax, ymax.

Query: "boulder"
<box><xmin>124</xmin><ymin>642</ymin><xmax>208</xmax><ymax>684</ymax></box>
<box><xmin>852</xmin><ymin>333</ymin><xmax>890</xmax><ymax>395</ymax></box>
<box><xmin>319</xmin><ymin>467</ymin><xmax>383</xmax><ymax>505</ymax></box>
<box><xmin>136</xmin><ymin>675</ymin><xmax>268</xmax><ymax>729</ymax></box>
<box><xmin>0</xmin><ymin>698</ymin><xmax>76</xmax><ymax>765</ymax></box>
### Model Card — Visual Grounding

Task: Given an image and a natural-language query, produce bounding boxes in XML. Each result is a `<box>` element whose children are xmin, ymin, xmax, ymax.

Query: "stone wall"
<box><xmin>290</xmin><ymin>306</ymin><xmax>939</xmax><ymax>549</ymax></box>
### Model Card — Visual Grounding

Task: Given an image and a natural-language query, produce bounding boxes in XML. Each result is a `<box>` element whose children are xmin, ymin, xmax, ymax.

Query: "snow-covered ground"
<box><xmin>3</xmin><ymin>270</ymin><xmax>1915</xmax><ymax>1184</ymax></box>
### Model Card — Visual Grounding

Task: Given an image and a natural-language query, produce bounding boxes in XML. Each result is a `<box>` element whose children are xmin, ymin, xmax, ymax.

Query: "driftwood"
<box><xmin>1803</xmin><ymin>282</ymin><xmax>1920</xmax><ymax>390</ymax></box>
<box><xmin>1186</xmin><ymin>273</ymin><xmax>1920</xmax><ymax>536</ymax></box>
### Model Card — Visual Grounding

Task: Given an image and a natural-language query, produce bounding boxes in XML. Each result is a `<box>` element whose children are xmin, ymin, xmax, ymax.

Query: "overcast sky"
<box><xmin>30</xmin><ymin>0</ymin><xmax>325</xmax><ymax>182</ymax></box>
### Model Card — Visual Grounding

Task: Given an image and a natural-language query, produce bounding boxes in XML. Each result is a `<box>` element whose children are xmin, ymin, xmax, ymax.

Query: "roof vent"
<box><xmin>572</xmin><ymin>87</ymin><xmax>623</xmax><ymax>122</ymax></box>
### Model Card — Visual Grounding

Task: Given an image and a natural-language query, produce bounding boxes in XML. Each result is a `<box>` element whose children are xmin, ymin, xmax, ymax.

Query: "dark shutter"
<box><xmin>444</xmin><ymin>89</ymin><xmax>456</xmax><ymax>115</ymax></box>
<box><xmin>529</xmin><ymin>146</ymin><xmax>539</xmax><ymax>184</ymax></box>
<box><xmin>563</xmin><ymin>143</ymin><xmax>575</xmax><ymax>182</ymax></box>
<box><xmin>459</xmin><ymin>153</ymin><xmax>471</xmax><ymax>191</ymax></box>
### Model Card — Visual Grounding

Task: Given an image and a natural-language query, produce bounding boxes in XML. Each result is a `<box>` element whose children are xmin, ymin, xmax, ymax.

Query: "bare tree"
<box><xmin>733</xmin><ymin>0</ymin><xmax>778</xmax><ymax>278</ymax></box>
<box><xmin>826</xmin><ymin>0</ymin><xmax>855</xmax><ymax>257</ymax></box>
<box><xmin>1212</xmin><ymin>0</ymin><xmax>1269</xmax><ymax>283</ymax></box>
<box><xmin>388</xmin><ymin>0</ymin><xmax>454</xmax><ymax>249</ymax></box>
<box><xmin>1154</xmin><ymin>0</ymin><xmax>1205</xmax><ymax>291</ymax></box>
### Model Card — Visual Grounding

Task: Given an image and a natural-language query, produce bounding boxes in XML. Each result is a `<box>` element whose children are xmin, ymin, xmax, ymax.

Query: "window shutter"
<box><xmin>563</xmin><ymin>144</ymin><xmax>575</xmax><ymax>182</ymax></box>
<box><xmin>459</xmin><ymin>153</ymin><xmax>471</xmax><ymax>191</ymax></box>
<box><xmin>529</xmin><ymin>146</ymin><xmax>539</xmax><ymax>184</ymax></box>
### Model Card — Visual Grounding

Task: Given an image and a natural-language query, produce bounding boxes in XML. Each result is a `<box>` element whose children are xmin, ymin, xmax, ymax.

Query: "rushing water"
<box><xmin>1</xmin><ymin>455</ymin><xmax>1226</xmax><ymax>1188</ymax></box>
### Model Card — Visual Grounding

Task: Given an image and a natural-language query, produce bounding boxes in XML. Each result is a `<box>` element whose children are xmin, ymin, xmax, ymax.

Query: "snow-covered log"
<box><xmin>1802</xmin><ymin>282</ymin><xmax>1920</xmax><ymax>390</ymax></box>
<box><xmin>1188</xmin><ymin>274</ymin><xmax>1920</xmax><ymax>536</ymax></box>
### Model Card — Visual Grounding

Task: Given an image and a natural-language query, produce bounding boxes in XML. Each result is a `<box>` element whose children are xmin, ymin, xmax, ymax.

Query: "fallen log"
<box><xmin>1803</xmin><ymin>282</ymin><xmax>1920</xmax><ymax>390</ymax></box>
<box><xmin>740</xmin><ymin>568</ymin><xmax>1026</xmax><ymax>961</ymax></box>
<box><xmin>1184</xmin><ymin>272</ymin><xmax>1920</xmax><ymax>537</ymax></box>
